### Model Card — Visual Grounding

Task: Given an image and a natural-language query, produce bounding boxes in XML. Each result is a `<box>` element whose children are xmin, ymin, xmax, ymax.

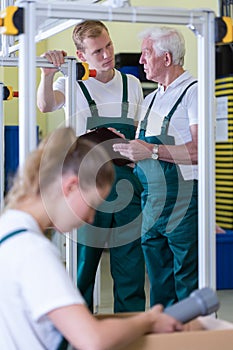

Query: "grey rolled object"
<box><xmin>164</xmin><ymin>287</ymin><xmax>220</xmax><ymax>323</ymax></box>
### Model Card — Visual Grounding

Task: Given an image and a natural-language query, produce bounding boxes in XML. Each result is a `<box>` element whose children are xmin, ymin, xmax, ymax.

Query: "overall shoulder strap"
<box><xmin>140</xmin><ymin>91</ymin><xmax>158</xmax><ymax>130</ymax></box>
<box><xmin>0</xmin><ymin>228</ymin><xmax>28</xmax><ymax>245</ymax></box>
<box><xmin>161</xmin><ymin>80</ymin><xmax>198</xmax><ymax>135</ymax></box>
<box><xmin>57</xmin><ymin>337</ymin><xmax>69</xmax><ymax>350</ymax></box>
<box><xmin>120</xmin><ymin>72</ymin><xmax>129</xmax><ymax>119</ymax></box>
<box><xmin>78</xmin><ymin>81</ymin><xmax>100</xmax><ymax>118</ymax></box>
<box><xmin>166</xmin><ymin>80</ymin><xmax>198</xmax><ymax>121</ymax></box>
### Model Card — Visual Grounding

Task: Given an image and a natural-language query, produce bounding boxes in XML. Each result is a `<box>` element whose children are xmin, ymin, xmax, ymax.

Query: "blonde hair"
<box><xmin>72</xmin><ymin>20</ymin><xmax>109</xmax><ymax>51</ymax></box>
<box><xmin>5</xmin><ymin>127</ymin><xmax>114</xmax><ymax>208</ymax></box>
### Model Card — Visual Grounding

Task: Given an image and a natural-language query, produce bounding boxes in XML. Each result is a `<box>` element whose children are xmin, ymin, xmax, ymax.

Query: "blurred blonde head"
<box><xmin>5</xmin><ymin>127</ymin><xmax>114</xmax><ymax>210</ymax></box>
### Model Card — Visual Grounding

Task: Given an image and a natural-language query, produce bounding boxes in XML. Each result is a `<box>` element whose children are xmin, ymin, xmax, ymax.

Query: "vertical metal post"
<box><xmin>94</xmin><ymin>263</ymin><xmax>101</xmax><ymax>313</ymax></box>
<box><xmin>197</xmin><ymin>11</ymin><xmax>216</xmax><ymax>289</ymax></box>
<box><xmin>65</xmin><ymin>228</ymin><xmax>78</xmax><ymax>285</ymax></box>
<box><xmin>1</xmin><ymin>0</ymin><xmax>15</xmax><ymax>57</ymax></box>
<box><xmin>64</xmin><ymin>58</ymin><xmax>101</xmax><ymax>305</ymax></box>
<box><xmin>64</xmin><ymin>58</ymin><xmax>78</xmax><ymax>284</ymax></box>
<box><xmin>0</xmin><ymin>83</ymin><xmax>4</xmax><ymax>210</ymax></box>
<box><xmin>18</xmin><ymin>0</ymin><xmax>37</xmax><ymax>166</ymax></box>
<box><xmin>64</xmin><ymin>58</ymin><xmax>77</xmax><ymax>128</ymax></box>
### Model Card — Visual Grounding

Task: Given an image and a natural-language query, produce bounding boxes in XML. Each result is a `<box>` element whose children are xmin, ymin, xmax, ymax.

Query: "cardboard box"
<box><xmin>96</xmin><ymin>314</ymin><xmax>233</xmax><ymax>350</ymax></box>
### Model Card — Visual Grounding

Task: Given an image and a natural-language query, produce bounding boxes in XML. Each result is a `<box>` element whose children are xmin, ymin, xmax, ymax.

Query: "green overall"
<box><xmin>134</xmin><ymin>81</ymin><xmax>198</xmax><ymax>308</ymax></box>
<box><xmin>77</xmin><ymin>73</ymin><xmax>146</xmax><ymax>313</ymax></box>
<box><xmin>0</xmin><ymin>229</ymin><xmax>68</xmax><ymax>350</ymax></box>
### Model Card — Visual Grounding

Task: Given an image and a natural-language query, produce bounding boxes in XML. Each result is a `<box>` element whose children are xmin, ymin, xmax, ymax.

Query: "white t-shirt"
<box><xmin>0</xmin><ymin>210</ymin><xmax>84</xmax><ymax>350</ymax></box>
<box><xmin>137</xmin><ymin>71</ymin><xmax>198</xmax><ymax>180</ymax></box>
<box><xmin>53</xmin><ymin>69</ymin><xmax>143</xmax><ymax>136</ymax></box>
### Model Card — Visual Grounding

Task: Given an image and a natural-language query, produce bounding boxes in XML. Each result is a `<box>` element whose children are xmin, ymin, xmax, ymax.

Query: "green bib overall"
<box><xmin>134</xmin><ymin>81</ymin><xmax>198</xmax><ymax>307</ymax></box>
<box><xmin>77</xmin><ymin>73</ymin><xmax>145</xmax><ymax>313</ymax></box>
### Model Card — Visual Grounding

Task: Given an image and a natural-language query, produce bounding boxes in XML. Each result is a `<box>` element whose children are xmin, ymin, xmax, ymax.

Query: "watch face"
<box><xmin>151</xmin><ymin>153</ymin><xmax>159</xmax><ymax>160</ymax></box>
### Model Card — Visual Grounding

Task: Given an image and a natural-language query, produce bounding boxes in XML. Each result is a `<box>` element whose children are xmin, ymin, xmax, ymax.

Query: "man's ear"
<box><xmin>63</xmin><ymin>175</ymin><xmax>79</xmax><ymax>197</ymax></box>
<box><xmin>76</xmin><ymin>50</ymin><xmax>86</xmax><ymax>62</ymax></box>
<box><xmin>164</xmin><ymin>52</ymin><xmax>172</xmax><ymax>67</ymax></box>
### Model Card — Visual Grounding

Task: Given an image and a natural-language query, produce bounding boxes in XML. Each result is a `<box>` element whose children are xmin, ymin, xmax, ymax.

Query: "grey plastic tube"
<box><xmin>164</xmin><ymin>287</ymin><xmax>220</xmax><ymax>323</ymax></box>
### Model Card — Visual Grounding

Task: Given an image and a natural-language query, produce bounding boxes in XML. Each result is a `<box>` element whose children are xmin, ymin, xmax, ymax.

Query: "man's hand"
<box><xmin>149</xmin><ymin>305</ymin><xmax>184</xmax><ymax>333</ymax></box>
<box><xmin>40</xmin><ymin>50</ymin><xmax>67</xmax><ymax>76</ymax></box>
<box><xmin>113</xmin><ymin>139</ymin><xmax>153</xmax><ymax>162</ymax></box>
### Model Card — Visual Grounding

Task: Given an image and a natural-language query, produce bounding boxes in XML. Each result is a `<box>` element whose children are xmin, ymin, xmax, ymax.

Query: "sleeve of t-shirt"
<box><xmin>53</xmin><ymin>76</ymin><xmax>66</xmax><ymax>95</ymax></box>
<box><xmin>127</xmin><ymin>74</ymin><xmax>144</xmax><ymax>122</ymax></box>
<box><xmin>19</xmin><ymin>236</ymin><xmax>85</xmax><ymax>321</ymax></box>
<box><xmin>185</xmin><ymin>83</ymin><xmax>198</xmax><ymax>126</ymax></box>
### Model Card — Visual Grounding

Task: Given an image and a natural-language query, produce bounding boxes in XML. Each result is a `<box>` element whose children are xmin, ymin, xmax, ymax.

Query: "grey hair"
<box><xmin>139</xmin><ymin>26</ymin><xmax>185</xmax><ymax>66</ymax></box>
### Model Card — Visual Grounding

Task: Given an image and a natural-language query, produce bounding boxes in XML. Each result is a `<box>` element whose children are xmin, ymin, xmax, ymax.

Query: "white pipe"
<box><xmin>197</xmin><ymin>11</ymin><xmax>216</xmax><ymax>289</ymax></box>
<box><xmin>35</xmin><ymin>3</ymin><xmax>208</xmax><ymax>26</ymax></box>
<box><xmin>64</xmin><ymin>58</ymin><xmax>78</xmax><ymax>282</ymax></box>
<box><xmin>18</xmin><ymin>0</ymin><xmax>37</xmax><ymax>166</ymax></box>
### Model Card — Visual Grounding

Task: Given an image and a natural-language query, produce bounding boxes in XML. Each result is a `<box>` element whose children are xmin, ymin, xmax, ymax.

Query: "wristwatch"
<box><xmin>151</xmin><ymin>144</ymin><xmax>159</xmax><ymax>160</ymax></box>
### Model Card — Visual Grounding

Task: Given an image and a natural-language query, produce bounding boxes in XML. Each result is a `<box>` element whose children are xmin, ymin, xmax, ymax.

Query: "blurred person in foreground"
<box><xmin>0</xmin><ymin>126</ymin><xmax>183</xmax><ymax>350</ymax></box>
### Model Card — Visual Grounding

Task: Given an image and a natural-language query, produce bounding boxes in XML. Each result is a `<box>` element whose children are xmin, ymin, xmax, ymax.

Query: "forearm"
<box><xmin>94</xmin><ymin>312</ymin><xmax>152</xmax><ymax>350</ymax></box>
<box><xmin>137</xmin><ymin>124</ymin><xmax>198</xmax><ymax>165</ymax></box>
<box><xmin>83</xmin><ymin>309</ymin><xmax>181</xmax><ymax>350</ymax></box>
<box><xmin>157</xmin><ymin>142</ymin><xmax>198</xmax><ymax>165</ymax></box>
<box><xmin>37</xmin><ymin>73</ymin><xmax>60</xmax><ymax>112</ymax></box>
<box><xmin>49</xmin><ymin>306</ymin><xmax>152</xmax><ymax>350</ymax></box>
<box><xmin>49</xmin><ymin>304</ymin><xmax>182</xmax><ymax>350</ymax></box>
<box><xmin>133</xmin><ymin>141</ymin><xmax>198</xmax><ymax>165</ymax></box>
<box><xmin>113</xmin><ymin>139</ymin><xmax>197</xmax><ymax>165</ymax></box>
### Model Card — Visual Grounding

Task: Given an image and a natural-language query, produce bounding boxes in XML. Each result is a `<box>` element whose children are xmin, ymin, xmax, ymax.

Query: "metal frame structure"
<box><xmin>1</xmin><ymin>1</ymin><xmax>216</xmax><ymax>291</ymax></box>
<box><xmin>0</xmin><ymin>55</ymin><xmax>78</xmax><ymax>282</ymax></box>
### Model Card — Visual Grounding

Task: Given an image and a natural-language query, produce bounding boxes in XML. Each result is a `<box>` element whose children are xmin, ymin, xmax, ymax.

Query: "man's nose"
<box><xmin>139</xmin><ymin>54</ymin><xmax>144</xmax><ymax>64</ymax></box>
<box><xmin>103</xmin><ymin>48</ymin><xmax>110</xmax><ymax>59</ymax></box>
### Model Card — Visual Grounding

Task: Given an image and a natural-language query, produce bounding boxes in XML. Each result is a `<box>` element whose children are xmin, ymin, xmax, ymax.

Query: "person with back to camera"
<box><xmin>0</xmin><ymin>126</ymin><xmax>183</xmax><ymax>350</ymax></box>
<box><xmin>37</xmin><ymin>20</ymin><xmax>146</xmax><ymax>313</ymax></box>
<box><xmin>114</xmin><ymin>26</ymin><xmax>199</xmax><ymax>308</ymax></box>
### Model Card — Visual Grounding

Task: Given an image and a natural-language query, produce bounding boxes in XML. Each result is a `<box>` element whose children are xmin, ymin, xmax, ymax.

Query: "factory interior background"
<box><xmin>1</xmin><ymin>0</ymin><xmax>233</xmax><ymax>323</ymax></box>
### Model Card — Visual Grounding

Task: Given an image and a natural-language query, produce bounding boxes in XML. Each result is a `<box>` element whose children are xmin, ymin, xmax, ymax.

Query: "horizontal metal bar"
<box><xmin>0</xmin><ymin>56</ymin><xmax>77</xmax><ymax>68</ymax></box>
<box><xmin>35</xmin><ymin>19</ymin><xmax>79</xmax><ymax>42</ymax></box>
<box><xmin>34</xmin><ymin>3</ymin><xmax>210</xmax><ymax>28</ymax></box>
